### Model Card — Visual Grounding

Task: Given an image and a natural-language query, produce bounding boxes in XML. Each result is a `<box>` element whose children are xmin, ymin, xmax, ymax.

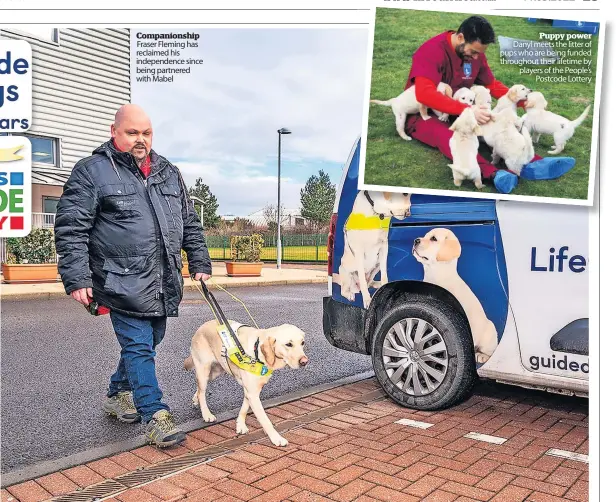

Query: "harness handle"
<box><xmin>200</xmin><ymin>279</ymin><xmax>247</xmax><ymax>357</ymax></box>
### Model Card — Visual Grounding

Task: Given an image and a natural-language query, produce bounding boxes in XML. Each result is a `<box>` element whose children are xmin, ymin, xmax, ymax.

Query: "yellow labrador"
<box><xmin>184</xmin><ymin>320</ymin><xmax>308</xmax><ymax>447</ymax></box>
<box><xmin>412</xmin><ymin>228</ymin><xmax>498</xmax><ymax>363</ymax></box>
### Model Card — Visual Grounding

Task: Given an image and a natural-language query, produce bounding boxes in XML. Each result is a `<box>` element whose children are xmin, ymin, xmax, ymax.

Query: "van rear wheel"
<box><xmin>371</xmin><ymin>293</ymin><xmax>476</xmax><ymax>410</ymax></box>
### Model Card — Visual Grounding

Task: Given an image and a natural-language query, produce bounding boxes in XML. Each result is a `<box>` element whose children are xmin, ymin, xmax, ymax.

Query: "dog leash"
<box><xmin>194</xmin><ymin>277</ymin><xmax>272</xmax><ymax>377</ymax></box>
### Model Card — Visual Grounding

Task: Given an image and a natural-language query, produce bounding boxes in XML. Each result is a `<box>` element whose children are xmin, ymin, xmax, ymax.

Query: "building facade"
<box><xmin>0</xmin><ymin>27</ymin><xmax>131</xmax><ymax>213</ymax></box>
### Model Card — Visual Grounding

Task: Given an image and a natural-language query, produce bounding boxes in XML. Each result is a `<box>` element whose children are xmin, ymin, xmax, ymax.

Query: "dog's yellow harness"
<box><xmin>344</xmin><ymin>191</ymin><xmax>392</xmax><ymax>231</ymax></box>
<box><xmin>345</xmin><ymin>213</ymin><xmax>392</xmax><ymax>230</ymax></box>
<box><xmin>198</xmin><ymin>279</ymin><xmax>272</xmax><ymax>377</ymax></box>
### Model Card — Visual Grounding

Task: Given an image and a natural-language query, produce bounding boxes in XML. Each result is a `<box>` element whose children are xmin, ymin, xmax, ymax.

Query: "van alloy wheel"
<box><xmin>382</xmin><ymin>317</ymin><xmax>449</xmax><ymax>396</ymax></box>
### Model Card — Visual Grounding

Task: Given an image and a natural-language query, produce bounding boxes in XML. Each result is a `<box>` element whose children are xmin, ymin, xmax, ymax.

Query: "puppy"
<box><xmin>419</xmin><ymin>82</ymin><xmax>454</xmax><ymax>122</ymax></box>
<box><xmin>448</xmin><ymin>108</ymin><xmax>484</xmax><ymax>189</ymax></box>
<box><xmin>333</xmin><ymin>191</ymin><xmax>411</xmax><ymax>309</ymax></box>
<box><xmin>480</xmin><ymin>107</ymin><xmax>535</xmax><ymax>175</ymax></box>
<box><xmin>471</xmin><ymin>85</ymin><xmax>492</xmax><ymax>111</ymax></box>
<box><xmin>521</xmin><ymin>91</ymin><xmax>591</xmax><ymax>155</ymax></box>
<box><xmin>370</xmin><ymin>82</ymin><xmax>452</xmax><ymax>139</ymax></box>
<box><xmin>184</xmin><ymin>320</ymin><xmax>308</xmax><ymax>447</ymax></box>
<box><xmin>452</xmin><ymin>87</ymin><xmax>476</xmax><ymax>108</ymax></box>
<box><xmin>493</xmin><ymin>84</ymin><xmax>532</xmax><ymax>113</ymax></box>
<box><xmin>412</xmin><ymin>228</ymin><xmax>498</xmax><ymax>363</ymax></box>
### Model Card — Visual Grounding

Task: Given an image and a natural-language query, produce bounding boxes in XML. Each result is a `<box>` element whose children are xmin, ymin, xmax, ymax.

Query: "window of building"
<box><xmin>42</xmin><ymin>196</ymin><xmax>60</xmax><ymax>214</ymax></box>
<box><xmin>28</xmin><ymin>135</ymin><xmax>58</xmax><ymax>166</ymax></box>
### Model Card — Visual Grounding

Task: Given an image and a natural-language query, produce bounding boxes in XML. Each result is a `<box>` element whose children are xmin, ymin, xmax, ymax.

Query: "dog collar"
<box><xmin>254</xmin><ymin>338</ymin><xmax>265</xmax><ymax>365</ymax></box>
<box><xmin>363</xmin><ymin>191</ymin><xmax>386</xmax><ymax>220</ymax></box>
<box><xmin>345</xmin><ymin>212</ymin><xmax>392</xmax><ymax>230</ymax></box>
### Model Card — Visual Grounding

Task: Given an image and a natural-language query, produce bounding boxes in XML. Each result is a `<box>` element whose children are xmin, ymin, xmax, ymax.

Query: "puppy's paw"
<box><xmin>454</xmin><ymin>179</ymin><xmax>462</xmax><ymax>187</ymax></box>
<box><xmin>421</xmin><ymin>114</ymin><xmax>431</xmax><ymax>121</ymax></box>
<box><xmin>236</xmin><ymin>423</ymin><xmax>249</xmax><ymax>435</ymax></box>
<box><xmin>474</xmin><ymin>182</ymin><xmax>485</xmax><ymax>189</ymax></box>
<box><xmin>269</xmin><ymin>434</ymin><xmax>289</xmax><ymax>447</ymax></box>
<box><xmin>439</xmin><ymin>114</ymin><xmax>450</xmax><ymax>122</ymax></box>
<box><xmin>202</xmin><ymin>413</ymin><xmax>217</xmax><ymax>423</ymax></box>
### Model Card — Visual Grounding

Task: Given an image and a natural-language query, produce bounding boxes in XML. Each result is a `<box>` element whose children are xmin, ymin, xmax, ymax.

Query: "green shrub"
<box><xmin>230</xmin><ymin>234</ymin><xmax>264</xmax><ymax>262</ymax></box>
<box><xmin>6</xmin><ymin>228</ymin><xmax>56</xmax><ymax>264</ymax></box>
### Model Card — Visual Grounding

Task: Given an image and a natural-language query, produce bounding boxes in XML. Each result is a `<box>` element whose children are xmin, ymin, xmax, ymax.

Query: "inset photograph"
<box><xmin>360</xmin><ymin>9</ymin><xmax>603</xmax><ymax>204</ymax></box>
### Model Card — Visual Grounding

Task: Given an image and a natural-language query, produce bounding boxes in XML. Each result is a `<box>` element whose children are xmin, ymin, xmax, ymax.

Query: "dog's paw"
<box><xmin>475</xmin><ymin>353</ymin><xmax>490</xmax><ymax>364</ymax></box>
<box><xmin>439</xmin><ymin>114</ymin><xmax>449</xmax><ymax>122</ymax></box>
<box><xmin>362</xmin><ymin>296</ymin><xmax>372</xmax><ymax>309</ymax></box>
<box><xmin>202</xmin><ymin>413</ymin><xmax>217</xmax><ymax>423</ymax></box>
<box><xmin>269</xmin><ymin>434</ymin><xmax>289</xmax><ymax>447</ymax></box>
<box><xmin>236</xmin><ymin>423</ymin><xmax>249</xmax><ymax>435</ymax></box>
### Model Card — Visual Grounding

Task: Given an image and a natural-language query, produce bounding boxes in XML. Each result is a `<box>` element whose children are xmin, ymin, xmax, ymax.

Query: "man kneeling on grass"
<box><xmin>404</xmin><ymin>15</ymin><xmax>575</xmax><ymax>194</ymax></box>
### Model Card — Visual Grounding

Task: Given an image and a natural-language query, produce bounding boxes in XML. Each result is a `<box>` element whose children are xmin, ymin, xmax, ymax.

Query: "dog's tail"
<box><xmin>369</xmin><ymin>99</ymin><xmax>393</xmax><ymax>107</ymax></box>
<box><xmin>183</xmin><ymin>355</ymin><xmax>195</xmax><ymax>371</ymax></box>
<box><xmin>571</xmin><ymin>104</ymin><xmax>591</xmax><ymax>129</ymax></box>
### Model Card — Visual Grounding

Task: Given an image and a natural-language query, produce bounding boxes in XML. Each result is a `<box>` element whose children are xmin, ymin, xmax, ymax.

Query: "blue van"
<box><xmin>323</xmin><ymin>138</ymin><xmax>589</xmax><ymax>410</ymax></box>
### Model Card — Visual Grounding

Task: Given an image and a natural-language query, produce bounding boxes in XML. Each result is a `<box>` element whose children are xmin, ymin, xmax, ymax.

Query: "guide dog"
<box><xmin>412</xmin><ymin>228</ymin><xmax>498</xmax><ymax>363</ymax></box>
<box><xmin>184</xmin><ymin>320</ymin><xmax>308</xmax><ymax>447</ymax></box>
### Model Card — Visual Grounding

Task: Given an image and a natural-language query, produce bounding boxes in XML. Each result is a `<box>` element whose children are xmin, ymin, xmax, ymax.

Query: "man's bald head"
<box><xmin>111</xmin><ymin>104</ymin><xmax>153</xmax><ymax>164</ymax></box>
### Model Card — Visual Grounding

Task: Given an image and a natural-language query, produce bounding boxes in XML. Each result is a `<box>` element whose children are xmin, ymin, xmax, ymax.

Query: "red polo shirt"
<box><xmin>405</xmin><ymin>31</ymin><xmax>511</xmax><ymax>116</ymax></box>
<box><xmin>113</xmin><ymin>139</ymin><xmax>151</xmax><ymax>178</ymax></box>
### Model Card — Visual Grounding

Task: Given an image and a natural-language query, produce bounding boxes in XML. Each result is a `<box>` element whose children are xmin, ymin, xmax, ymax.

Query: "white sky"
<box><xmin>132</xmin><ymin>28</ymin><xmax>369</xmax><ymax>216</ymax></box>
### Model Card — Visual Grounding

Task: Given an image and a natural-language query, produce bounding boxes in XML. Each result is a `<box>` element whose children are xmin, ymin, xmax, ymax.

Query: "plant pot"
<box><xmin>2</xmin><ymin>263</ymin><xmax>59</xmax><ymax>283</ymax></box>
<box><xmin>181</xmin><ymin>262</ymin><xmax>190</xmax><ymax>278</ymax></box>
<box><xmin>225</xmin><ymin>261</ymin><xmax>263</xmax><ymax>277</ymax></box>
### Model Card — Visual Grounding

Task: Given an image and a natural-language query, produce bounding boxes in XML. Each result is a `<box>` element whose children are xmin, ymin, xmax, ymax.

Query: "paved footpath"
<box><xmin>0</xmin><ymin>264</ymin><xmax>328</xmax><ymax>299</ymax></box>
<box><xmin>2</xmin><ymin>378</ymin><xmax>588</xmax><ymax>502</ymax></box>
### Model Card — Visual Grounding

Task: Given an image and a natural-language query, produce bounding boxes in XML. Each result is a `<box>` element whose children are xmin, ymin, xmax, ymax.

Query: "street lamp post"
<box><xmin>277</xmin><ymin>127</ymin><xmax>292</xmax><ymax>269</ymax></box>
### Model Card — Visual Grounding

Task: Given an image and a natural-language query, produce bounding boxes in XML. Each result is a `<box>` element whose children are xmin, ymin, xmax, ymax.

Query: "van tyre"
<box><xmin>371</xmin><ymin>293</ymin><xmax>476</xmax><ymax>410</ymax></box>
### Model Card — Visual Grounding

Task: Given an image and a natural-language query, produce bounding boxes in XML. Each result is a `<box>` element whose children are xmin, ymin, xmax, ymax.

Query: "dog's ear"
<box><xmin>382</xmin><ymin>192</ymin><xmax>392</xmax><ymax>201</ymax></box>
<box><xmin>473</xmin><ymin>124</ymin><xmax>482</xmax><ymax>135</ymax></box>
<box><xmin>444</xmin><ymin>85</ymin><xmax>453</xmax><ymax>98</ymax></box>
<box><xmin>507</xmin><ymin>87</ymin><xmax>518</xmax><ymax>102</ymax></box>
<box><xmin>260</xmin><ymin>335</ymin><xmax>277</xmax><ymax>367</ymax></box>
<box><xmin>436</xmin><ymin>237</ymin><xmax>462</xmax><ymax>262</ymax></box>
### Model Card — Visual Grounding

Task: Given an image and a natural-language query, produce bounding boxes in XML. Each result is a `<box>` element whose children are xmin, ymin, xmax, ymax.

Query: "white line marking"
<box><xmin>395</xmin><ymin>419</ymin><xmax>434</xmax><ymax>429</ymax></box>
<box><xmin>464</xmin><ymin>432</ymin><xmax>508</xmax><ymax>445</ymax></box>
<box><xmin>546</xmin><ymin>448</ymin><xmax>589</xmax><ymax>463</ymax></box>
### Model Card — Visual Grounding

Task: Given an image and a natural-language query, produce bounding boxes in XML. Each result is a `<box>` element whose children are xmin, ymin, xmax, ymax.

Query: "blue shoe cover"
<box><xmin>520</xmin><ymin>157</ymin><xmax>576</xmax><ymax>180</ymax></box>
<box><xmin>493</xmin><ymin>170</ymin><xmax>518</xmax><ymax>194</ymax></box>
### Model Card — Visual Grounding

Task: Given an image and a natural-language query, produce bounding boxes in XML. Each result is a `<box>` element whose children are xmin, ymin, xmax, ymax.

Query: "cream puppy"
<box><xmin>412</xmin><ymin>228</ymin><xmax>498</xmax><ymax>363</ymax></box>
<box><xmin>452</xmin><ymin>87</ymin><xmax>476</xmax><ymax>107</ymax></box>
<box><xmin>370</xmin><ymin>82</ymin><xmax>454</xmax><ymax>139</ymax></box>
<box><xmin>448</xmin><ymin>108</ymin><xmax>484</xmax><ymax>189</ymax></box>
<box><xmin>480</xmin><ymin>107</ymin><xmax>535</xmax><ymax>175</ymax></box>
<box><xmin>521</xmin><ymin>91</ymin><xmax>591</xmax><ymax>154</ymax></box>
<box><xmin>185</xmin><ymin>320</ymin><xmax>308</xmax><ymax>447</ymax></box>
<box><xmin>471</xmin><ymin>85</ymin><xmax>492</xmax><ymax>110</ymax></box>
<box><xmin>493</xmin><ymin>84</ymin><xmax>532</xmax><ymax>113</ymax></box>
<box><xmin>333</xmin><ymin>191</ymin><xmax>411</xmax><ymax>309</ymax></box>
<box><xmin>419</xmin><ymin>82</ymin><xmax>454</xmax><ymax>122</ymax></box>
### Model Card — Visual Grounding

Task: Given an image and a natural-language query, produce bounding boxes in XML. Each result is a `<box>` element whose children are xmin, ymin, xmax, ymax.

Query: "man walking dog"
<box><xmin>404</xmin><ymin>15</ymin><xmax>576</xmax><ymax>194</ymax></box>
<box><xmin>55</xmin><ymin>104</ymin><xmax>212</xmax><ymax>447</ymax></box>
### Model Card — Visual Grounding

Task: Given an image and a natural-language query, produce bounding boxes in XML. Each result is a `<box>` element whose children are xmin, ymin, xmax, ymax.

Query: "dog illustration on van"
<box><xmin>412</xmin><ymin>228</ymin><xmax>498</xmax><ymax>363</ymax></box>
<box><xmin>332</xmin><ymin>190</ymin><xmax>410</xmax><ymax>309</ymax></box>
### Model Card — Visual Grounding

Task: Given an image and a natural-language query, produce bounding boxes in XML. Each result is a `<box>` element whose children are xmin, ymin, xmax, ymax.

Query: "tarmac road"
<box><xmin>1</xmin><ymin>283</ymin><xmax>372</xmax><ymax>475</ymax></box>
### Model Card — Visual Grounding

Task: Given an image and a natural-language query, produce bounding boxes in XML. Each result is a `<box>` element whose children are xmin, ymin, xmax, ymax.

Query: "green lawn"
<box><xmin>208</xmin><ymin>245</ymin><xmax>328</xmax><ymax>262</ymax></box>
<box><xmin>364</xmin><ymin>10</ymin><xmax>598</xmax><ymax>199</ymax></box>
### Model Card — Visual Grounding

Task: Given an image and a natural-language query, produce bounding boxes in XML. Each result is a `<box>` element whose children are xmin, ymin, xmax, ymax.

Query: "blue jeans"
<box><xmin>107</xmin><ymin>312</ymin><xmax>170</xmax><ymax>423</ymax></box>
